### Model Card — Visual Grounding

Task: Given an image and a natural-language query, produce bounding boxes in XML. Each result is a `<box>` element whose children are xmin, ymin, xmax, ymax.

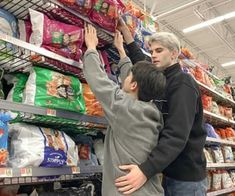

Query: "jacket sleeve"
<box><xmin>83</xmin><ymin>49</ymin><xmax>124</xmax><ymax>125</ymax></box>
<box><xmin>126</xmin><ymin>42</ymin><xmax>146</xmax><ymax>64</ymax></box>
<box><xmin>139</xmin><ymin>83</ymin><xmax>198</xmax><ymax>179</ymax></box>
<box><xmin>118</xmin><ymin>56</ymin><xmax>133</xmax><ymax>83</ymax></box>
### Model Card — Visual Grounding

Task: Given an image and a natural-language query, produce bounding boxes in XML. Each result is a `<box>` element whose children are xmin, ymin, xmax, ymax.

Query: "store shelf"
<box><xmin>206</xmin><ymin>137</ymin><xmax>235</xmax><ymax>147</ymax></box>
<box><xmin>0</xmin><ymin>99</ymin><xmax>108</xmax><ymax>128</ymax></box>
<box><xmin>0</xmin><ymin>165</ymin><xmax>102</xmax><ymax>178</ymax></box>
<box><xmin>0</xmin><ymin>0</ymin><xmax>113</xmax><ymax>43</ymax></box>
<box><xmin>207</xmin><ymin>187</ymin><xmax>235</xmax><ymax>196</ymax></box>
<box><xmin>0</xmin><ymin>33</ymin><xmax>82</xmax><ymax>69</ymax></box>
<box><xmin>203</xmin><ymin>110</ymin><xmax>235</xmax><ymax>126</ymax></box>
<box><xmin>207</xmin><ymin>162</ymin><xmax>235</xmax><ymax>169</ymax></box>
<box><xmin>197</xmin><ymin>80</ymin><xmax>235</xmax><ymax>108</ymax></box>
<box><xmin>0</xmin><ymin>165</ymin><xmax>102</xmax><ymax>186</ymax></box>
<box><xmin>0</xmin><ymin>32</ymin><xmax>84</xmax><ymax>79</ymax></box>
<box><xmin>181</xmin><ymin>59</ymin><xmax>220</xmax><ymax>80</ymax></box>
<box><xmin>50</xmin><ymin>0</ymin><xmax>114</xmax><ymax>41</ymax></box>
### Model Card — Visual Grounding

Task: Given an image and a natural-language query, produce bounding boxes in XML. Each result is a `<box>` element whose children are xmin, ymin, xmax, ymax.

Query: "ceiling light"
<box><xmin>154</xmin><ymin>0</ymin><xmax>203</xmax><ymax>19</ymax></box>
<box><xmin>221</xmin><ymin>61</ymin><xmax>235</xmax><ymax>67</ymax></box>
<box><xmin>183</xmin><ymin>11</ymin><xmax>235</xmax><ymax>33</ymax></box>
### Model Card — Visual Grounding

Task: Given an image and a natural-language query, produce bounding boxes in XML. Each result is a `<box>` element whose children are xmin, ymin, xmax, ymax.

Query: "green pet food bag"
<box><xmin>7</xmin><ymin>73</ymin><xmax>28</xmax><ymax>102</ymax></box>
<box><xmin>23</xmin><ymin>67</ymin><xmax>85</xmax><ymax>113</ymax></box>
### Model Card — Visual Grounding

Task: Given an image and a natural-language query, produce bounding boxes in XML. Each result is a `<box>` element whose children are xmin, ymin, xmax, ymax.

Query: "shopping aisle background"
<box><xmin>133</xmin><ymin>0</ymin><xmax>235</xmax><ymax>80</ymax></box>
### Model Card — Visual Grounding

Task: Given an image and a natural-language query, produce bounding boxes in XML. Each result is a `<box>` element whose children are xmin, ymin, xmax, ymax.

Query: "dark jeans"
<box><xmin>162</xmin><ymin>176</ymin><xmax>207</xmax><ymax>196</ymax></box>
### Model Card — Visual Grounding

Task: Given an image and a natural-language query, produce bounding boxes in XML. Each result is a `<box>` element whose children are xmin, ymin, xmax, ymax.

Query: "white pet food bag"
<box><xmin>9</xmin><ymin>123</ymin><xmax>78</xmax><ymax>168</ymax></box>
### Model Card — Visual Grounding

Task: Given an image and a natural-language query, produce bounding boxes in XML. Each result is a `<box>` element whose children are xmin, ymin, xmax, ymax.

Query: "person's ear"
<box><xmin>171</xmin><ymin>50</ymin><xmax>179</xmax><ymax>60</ymax></box>
<box><xmin>130</xmin><ymin>81</ymin><xmax>138</xmax><ymax>91</ymax></box>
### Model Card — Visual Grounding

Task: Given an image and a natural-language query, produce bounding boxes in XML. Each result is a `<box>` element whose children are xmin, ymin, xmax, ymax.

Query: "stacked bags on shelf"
<box><xmin>204</xmin><ymin>123</ymin><xmax>235</xmax><ymax>192</ymax></box>
<box><xmin>58</xmin><ymin>0</ymin><xmax>125</xmax><ymax>32</ymax></box>
<box><xmin>207</xmin><ymin>170</ymin><xmax>234</xmax><ymax>192</ymax></box>
<box><xmin>201</xmin><ymin>94</ymin><xmax>233</xmax><ymax>119</ymax></box>
<box><xmin>123</xmin><ymin>1</ymin><xmax>158</xmax><ymax>52</ymax></box>
<box><xmin>5</xmin><ymin>67</ymin><xmax>104</xmax><ymax>117</ymax></box>
<box><xmin>180</xmin><ymin>48</ymin><xmax>234</xmax><ymax>101</ymax></box>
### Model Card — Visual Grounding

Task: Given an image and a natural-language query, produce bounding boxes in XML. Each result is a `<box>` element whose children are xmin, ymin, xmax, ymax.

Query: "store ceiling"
<box><xmin>133</xmin><ymin>0</ymin><xmax>235</xmax><ymax>81</ymax></box>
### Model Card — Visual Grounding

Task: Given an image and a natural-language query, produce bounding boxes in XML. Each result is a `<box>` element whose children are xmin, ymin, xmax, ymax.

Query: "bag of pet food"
<box><xmin>18</xmin><ymin>20</ymin><xmax>32</xmax><ymax>43</ymax></box>
<box><xmin>23</xmin><ymin>66</ymin><xmax>86</xmax><ymax>113</ymax></box>
<box><xmin>82</xmin><ymin>83</ymin><xmax>104</xmax><ymax>116</ymax></box>
<box><xmin>6</xmin><ymin>73</ymin><xmax>29</xmax><ymax>103</ymax></box>
<box><xmin>29</xmin><ymin>9</ymin><xmax>83</xmax><ymax>61</ymax></box>
<box><xmin>59</xmin><ymin>0</ymin><xmax>93</xmax><ymax>16</ymax></box>
<box><xmin>0</xmin><ymin>8</ymin><xmax>18</xmax><ymax>66</ymax></box>
<box><xmin>9</xmin><ymin>123</ymin><xmax>78</xmax><ymax>168</ymax></box>
<box><xmin>89</xmin><ymin>0</ymin><xmax>125</xmax><ymax>32</ymax></box>
<box><xmin>0</xmin><ymin>113</ymin><xmax>12</xmax><ymax>166</ymax></box>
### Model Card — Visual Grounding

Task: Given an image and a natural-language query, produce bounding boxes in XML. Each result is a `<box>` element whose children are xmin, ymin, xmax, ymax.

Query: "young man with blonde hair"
<box><xmin>115</xmin><ymin>20</ymin><xmax>207</xmax><ymax>196</ymax></box>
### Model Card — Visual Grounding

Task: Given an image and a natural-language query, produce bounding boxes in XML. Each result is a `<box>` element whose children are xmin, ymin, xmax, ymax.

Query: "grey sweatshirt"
<box><xmin>83</xmin><ymin>49</ymin><xmax>164</xmax><ymax>196</ymax></box>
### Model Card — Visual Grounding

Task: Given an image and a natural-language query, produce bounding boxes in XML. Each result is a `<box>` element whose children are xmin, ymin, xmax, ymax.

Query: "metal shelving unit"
<box><xmin>0</xmin><ymin>0</ymin><xmax>113</xmax><ymax>43</ymax></box>
<box><xmin>203</xmin><ymin>110</ymin><xmax>235</xmax><ymax>127</ymax></box>
<box><xmin>207</xmin><ymin>163</ymin><xmax>235</xmax><ymax>169</ymax></box>
<box><xmin>0</xmin><ymin>1</ymin><xmax>108</xmax><ymax>188</ymax></box>
<box><xmin>197</xmin><ymin>80</ymin><xmax>235</xmax><ymax>108</ymax></box>
<box><xmin>0</xmin><ymin>99</ymin><xmax>107</xmax><ymax>129</ymax></box>
<box><xmin>206</xmin><ymin>137</ymin><xmax>235</xmax><ymax>147</ymax></box>
<box><xmin>0</xmin><ymin>165</ymin><xmax>102</xmax><ymax>186</ymax></box>
<box><xmin>181</xmin><ymin>59</ymin><xmax>221</xmax><ymax>81</ymax></box>
<box><xmin>0</xmin><ymin>33</ymin><xmax>84</xmax><ymax>78</ymax></box>
<box><xmin>207</xmin><ymin>187</ymin><xmax>235</xmax><ymax>196</ymax></box>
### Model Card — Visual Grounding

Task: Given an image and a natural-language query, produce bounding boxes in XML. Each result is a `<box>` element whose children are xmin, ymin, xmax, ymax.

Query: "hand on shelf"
<box><xmin>114</xmin><ymin>31</ymin><xmax>126</xmax><ymax>59</ymax></box>
<box><xmin>116</xmin><ymin>17</ymin><xmax>134</xmax><ymax>44</ymax></box>
<box><xmin>84</xmin><ymin>24</ymin><xmax>98</xmax><ymax>50</ymax></box>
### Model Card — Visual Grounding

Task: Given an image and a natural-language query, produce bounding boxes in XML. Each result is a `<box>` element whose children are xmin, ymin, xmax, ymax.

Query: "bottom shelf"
<box><xmin>207</xmin><ymin>187</ymin><xmax>235</xmax><ymax>196</ymax></box>
<box><xmin>0</xmin><ymin>165</ymin><xmax>102</xmax><ymax>186</ymax></box>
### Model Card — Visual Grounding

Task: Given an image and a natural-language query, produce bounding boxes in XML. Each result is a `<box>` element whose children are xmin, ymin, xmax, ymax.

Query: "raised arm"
<box><xmin>114</xmin><ymin>31</ymin><xmax>132</xmax><ymax>83</ymax></box>
<box><xmin>117</xmin><ymin>18</ymin><xmax>146</xmax><ymax>64</ymax></box>
<box><xmin>83</xmin><ymin>25</ymin><xmax>123</xmax><ymax>124</ymax></box>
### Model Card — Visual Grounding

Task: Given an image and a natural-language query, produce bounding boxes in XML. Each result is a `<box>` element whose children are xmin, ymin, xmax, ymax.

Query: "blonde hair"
<box><xmin>148</xmin><ymin>32</ymin><xmax>181</xmax><ymax>56</ymax></box>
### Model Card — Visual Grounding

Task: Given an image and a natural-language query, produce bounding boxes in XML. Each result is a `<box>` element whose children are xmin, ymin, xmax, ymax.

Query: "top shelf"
<box><xmin>0</xmin><ymin>0</ymin><xmax>113</xmax><ymax>43</ymax></box>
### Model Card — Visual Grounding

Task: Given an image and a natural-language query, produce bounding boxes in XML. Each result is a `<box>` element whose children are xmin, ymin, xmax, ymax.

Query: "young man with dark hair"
<box><xmin>115</xmin><ymin>20</ymin><xmax>207</xmax><ymax>196</ymax></box>
<box><xmin>83</xmin><ymin>24</ymin><xmax>166</xmax><ymax>196</ymax></box>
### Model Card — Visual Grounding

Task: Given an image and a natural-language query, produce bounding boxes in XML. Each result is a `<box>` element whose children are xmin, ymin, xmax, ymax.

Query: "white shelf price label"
<box><xmin>0</xmin><ymin>168</ymin><xmax>13</xmax><ymax>177</ymax></box>
<box><xmin>71</xmin><ymin>166</ymin><xmax>80</xmax><ymax>174</ymax></box>
<box><xmin>20</xmin><ymin>168</ymin><xmax>32</xmax><ymax>177</ymax></box>
<box><xmin>46</xmin><ymin>109</ymin><xmax>57</xmax><ymax>116</ymax></box>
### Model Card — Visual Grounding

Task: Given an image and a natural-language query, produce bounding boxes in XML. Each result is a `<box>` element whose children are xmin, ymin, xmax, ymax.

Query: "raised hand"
<box><xmin>114</xmin><ymin>31</ymin><xmax>124</xmax><ymax>51</ymax></box>
<box><xmin>84</xmin><ymin>24</ymin><xmax>98</xmax><ymax>50</ymax></box>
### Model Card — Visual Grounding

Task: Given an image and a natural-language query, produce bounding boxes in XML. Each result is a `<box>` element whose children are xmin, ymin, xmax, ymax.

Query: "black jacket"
<box><xmin>127</xmin><ymin>42</ymin><xmax>207</xmax><ymax>181</ymax></box>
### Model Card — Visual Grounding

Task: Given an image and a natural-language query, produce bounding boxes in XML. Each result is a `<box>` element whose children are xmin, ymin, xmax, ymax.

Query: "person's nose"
<box><xmin>151</xmin><ymin>50</ymin><xmax>157</xmax><ymax>58</ymax></box>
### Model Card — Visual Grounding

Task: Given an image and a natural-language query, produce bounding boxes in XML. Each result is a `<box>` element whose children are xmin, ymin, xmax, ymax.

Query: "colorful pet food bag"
<box><xmin>9</xmin><ymin>123</ymin><xmax>78</xmax><ymax>168</ymax></box>
<box><xmin>0</xmin><ymin>113</ymin><xmax>12</xmax><ymax>166</ymax></box>
<box><xmin>23</xmin><ymin>66</ymin><xmax>86</xmax><ymax>113</ymax></box>
<box><xmin>29</xmin><ymin>9</ymin><xmax>84</xmax><ymax>61</ymax></box>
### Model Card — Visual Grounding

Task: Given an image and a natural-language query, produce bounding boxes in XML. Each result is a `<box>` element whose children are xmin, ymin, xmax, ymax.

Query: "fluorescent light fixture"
<box><xmin>183</xmin><ymin>11</ymin><xmax>235</xmax><ymax>33</ymax></box>
<box><xmin>221</xmin><ymin>61</ymin><xmax>235</xmax><ymax>67</ymax></box>
<box><xmin>154</xmin><ymin>0</ymin><xmax>203</xmax><ymax>19</ymax></box>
